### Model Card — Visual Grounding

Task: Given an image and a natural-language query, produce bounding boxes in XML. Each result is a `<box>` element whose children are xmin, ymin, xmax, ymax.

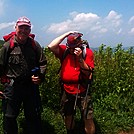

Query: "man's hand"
<box><xmin>0</xmin><ymin>91</ymin><xmax>5</xmax><ymax>99</ymax></box>
<box><xmin>74</xmin><ymin>47</ymin><xmax>82</xmax><ymax>58</ymax></box>
<box><xmin>31</xmin><ymin>75</ymin><xmax>41</xmax><ymax>85</ymax></box>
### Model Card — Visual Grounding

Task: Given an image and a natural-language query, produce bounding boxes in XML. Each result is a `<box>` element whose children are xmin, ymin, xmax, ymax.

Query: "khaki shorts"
<box><xmin>60</xmin><ymin>90</ymin><xmax>94</xmax><ymax>119</ymax></box>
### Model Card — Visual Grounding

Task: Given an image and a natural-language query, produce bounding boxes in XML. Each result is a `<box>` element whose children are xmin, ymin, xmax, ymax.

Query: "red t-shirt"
<box><xmin>57</xmin><ymin>45</ymin><xmax>94</xmax><ymax>94</ymax></box>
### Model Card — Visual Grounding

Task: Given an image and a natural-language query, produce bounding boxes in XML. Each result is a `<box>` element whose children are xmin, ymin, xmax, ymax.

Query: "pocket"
<box><xmin>8</xmin><ymin>52</ymin><xmax>21</xmax><ymax>65</ymax></box>
<box><xmin>4</xmin><ymin>83</ymin><xmax>14</xmax><ymax>98</ymax></box>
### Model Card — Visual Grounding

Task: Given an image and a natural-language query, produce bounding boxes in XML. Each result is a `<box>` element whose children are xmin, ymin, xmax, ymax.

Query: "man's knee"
<box><xmin>65</xmin><ymin>115</ymin><xmax>75</xmax><ymax>130</ymax></box>
<box><xmin>85</xmin><ymin>118</ymin><xmax>95</xmax><ymax>134</ymax></box>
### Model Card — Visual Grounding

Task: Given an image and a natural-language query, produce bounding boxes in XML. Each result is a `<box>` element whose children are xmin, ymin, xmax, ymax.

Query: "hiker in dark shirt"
<box><xmin>0</xmin><ymin>16</ymin><xmax>47</xmax><ymax>134</ymax></box>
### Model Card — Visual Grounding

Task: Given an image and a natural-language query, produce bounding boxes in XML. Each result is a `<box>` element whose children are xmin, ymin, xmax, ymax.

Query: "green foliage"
<box><xmin>40</xmin><ymin>48</ymin><xmax>61</xmax><ymax>111</ymax></box>
<box><xmin>93</xmin><ymin>44</ymin><xmax>134</xmax><ymax>133</ymax></box>
<box><xmin>0</xmin><ymin>40</ymin><xmax>4</xmax><ymax>48</ymax></box>
<box><xmin>0</xmin><ymin>44</ymin><xmax>133</xmax><ymax>134</ymax></box>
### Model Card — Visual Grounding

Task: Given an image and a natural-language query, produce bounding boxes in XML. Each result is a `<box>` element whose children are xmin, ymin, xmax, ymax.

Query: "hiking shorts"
<box><xmin>60</xmin><ymin>90</ymin><xmax>94</xmax><ymax>119</ymax></box>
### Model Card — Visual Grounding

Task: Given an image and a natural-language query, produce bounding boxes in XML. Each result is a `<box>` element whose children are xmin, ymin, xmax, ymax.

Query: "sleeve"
<box><xmin>0</xmin><ymin>43</ymin><xmax>9</xmax><ymax>77</ymax></box>
<box><xmin>34</xmin><ymin>41</ymin><xmax>47</xmax><ymax>82</ymax></box>
<box><xmin>57</xmin><ymin>44</ymin><xmax>66</xmax><ymax>61</ymax></box>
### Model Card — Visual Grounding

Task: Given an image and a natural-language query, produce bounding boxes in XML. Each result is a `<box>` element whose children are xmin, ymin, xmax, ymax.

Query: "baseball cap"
<box><xmin>16</xmin><ymin>16</ymin><xmax>31</xmax><ymax>27</ymax></box>
<box><xmin>67</xmin><ymin>33</ymin><xmax>83</xmax><ymax>48</ymax></box>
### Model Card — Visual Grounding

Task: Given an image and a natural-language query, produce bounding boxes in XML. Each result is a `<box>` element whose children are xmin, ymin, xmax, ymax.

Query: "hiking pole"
<box><xmin>74</xmin><ymin>84</ymin><xmax>80</xmax><ymax>111</ymax></box>
<box><xmin>31</xmin><ymin>67</ymin><xmax>40</xmax><ymax>112</ymax></box>
<box><xmin>83</xmin><ymin>70</ymin><xmax>93</xmax><ymax>110</ymax></box>
<box><xmin>31</xmin><ymin>67</ymin><xmax>43</xmax><ymax>133</ymax></box>
<box><xmin>83</xmin><ymin>83</ymin><xmax>90</xmax><ymax>110</ymax></box>
<box><xmin>70</xmin><ymin>84</ymin><xmax>80</xmax><ymax>130</ymax></box>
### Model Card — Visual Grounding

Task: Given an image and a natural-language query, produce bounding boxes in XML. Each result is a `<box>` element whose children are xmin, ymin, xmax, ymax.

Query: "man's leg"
<box><xmin>2</xmin><ymin>85</ymin><xmax>21</xmax><ymax>134</ymax></box>
<box><xmin>81</xmin><ymin>94</ymin><xmax>95</xmax><ymax>134</ymax></box>
<box><xmin>84</xmin><ymin>118</ymin><xmax>95</xmax><ymax>134</ymax></box>
<box><xmin>3</xmin><ymin>116</ymin><xmax>18</xmax><ymax>134</ymax></box>
<box><xmin>60</xmin><ymin>91</ymin><xmax>76</xmax><ymax>134</ymax></box>
<box><xmin>65</xmin><ymin>115</ymin><xmax>76</xmax><ymax>134</ymax></box>
<box><xmin>23</xmin><ymin>86</ymin><xmax>43</xmax><ymax>134</ymax></box>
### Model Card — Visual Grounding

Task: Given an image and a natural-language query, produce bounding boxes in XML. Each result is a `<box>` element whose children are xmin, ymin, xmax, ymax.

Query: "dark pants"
<box><xmin>2</xmin><ymin>81</ymin><xmax>43</xmax><ymax>134</ymax></box>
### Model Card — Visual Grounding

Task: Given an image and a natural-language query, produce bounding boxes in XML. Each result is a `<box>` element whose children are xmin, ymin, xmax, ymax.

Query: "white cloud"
<box><xmin>73</xmin><ymin>12</ymin><xmax>100</xmax><ymax>23</ymax></box>
<box><xmin>47</xmin><ymin>12</ymin><xmax>100</xmax><ymax>34</ymax></box>
<box><xmin>47</xmin><ymin>20</ymin><xmax>72</xmax><ymax>34</ymax></box>
<box><xmin>98</xmin><ymin>28</ymin><xmax>108</xmax><ymax>33</ymax></box>
<box><xmin>46</xmin><ymin>10</ymin><xmax>122</xmax><ymax>36</ymax></box>
<box><xmin>106</xmin><ymin>10</ymin><xmax>121</xmax><ymax>20</ymax></box>
<box><xmin>104</xmin><ymin>10</ymin><xmax>122</xmax><ymax>28</ymax></box>
<box><xmin>43</xmin><ymin>10</ymin><xmax>133</xmax><ymax>47</ymax></box>
<box><xmin>128</xmin><ymin>16</ymin><xmax>134</xmax><ymax>24</ymax></box>
<box><xmin>128</xmin><ymin>27</ymin><xmax>134</xmax><ymax>35</ymax></box>
<box><xmin>0</xmin><ymin>22</ymin><xmax>15</xmax><ymax>30</ymax></box>
<box><xmin>117</xmin><ymin>28</ymin><xmax>122</xmax><ymax>34</ymax></box>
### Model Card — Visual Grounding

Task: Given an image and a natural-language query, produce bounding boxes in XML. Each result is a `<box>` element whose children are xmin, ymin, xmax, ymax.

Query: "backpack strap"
<box><xmin>3</xmin><ymin>32</ymin><xmax>35</xmax><ymax>49</ymax></box>
<box><xmin>61</xmin><ymin>47</ymin><xmax>70</xmax><ymax>62</ymax></box>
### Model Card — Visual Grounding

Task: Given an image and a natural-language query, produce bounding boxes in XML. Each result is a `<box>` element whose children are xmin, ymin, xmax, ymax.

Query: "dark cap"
<box><xmin>67</xmin><ymin>33</ymin><xmax>83</xmax><ymax>48</ymax></box>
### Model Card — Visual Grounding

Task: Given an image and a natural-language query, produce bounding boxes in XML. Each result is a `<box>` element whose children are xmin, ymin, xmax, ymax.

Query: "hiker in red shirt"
<box><xmin>0</xmin><ymin>16</ymin><xmax>47</xmax><ymax>134</ymax></box>
<box><xmin>48</xmin><ymin>31</ymin><xmax>95</xmax><ymax>134</ymax></box>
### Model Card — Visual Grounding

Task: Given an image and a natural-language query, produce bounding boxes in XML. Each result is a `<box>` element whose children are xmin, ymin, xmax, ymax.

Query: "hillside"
<box><xmin>0</xmin><ymin>40</ymin><xmax>4</xmax><ymax>45</ymax></box>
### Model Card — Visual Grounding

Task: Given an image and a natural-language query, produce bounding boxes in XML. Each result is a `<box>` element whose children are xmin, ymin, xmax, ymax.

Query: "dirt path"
<box><xmin>118</xmin><ymin>129</ymin><xmax>134</xmax><ymax>134</ymax></box>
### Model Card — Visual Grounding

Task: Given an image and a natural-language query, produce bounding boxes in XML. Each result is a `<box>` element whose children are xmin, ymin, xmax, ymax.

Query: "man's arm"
<box><xmin>0</xmin><ymin>44</ymin><xmax>9</xmax><ymax>77</ymax></box>
<box><xmin>47</xmin><ymin>31</ymin><xmax>78</xmax><ymax>55</ymax></box>
<box><xmin>31</xmin><ymin>41</ymin><xmax>47</xmax><ymax>84</ymax></box>
<box><xmin>74</xmin><ymin>47</ymin><xmax>94</xmax><ymax>77</ymax></box>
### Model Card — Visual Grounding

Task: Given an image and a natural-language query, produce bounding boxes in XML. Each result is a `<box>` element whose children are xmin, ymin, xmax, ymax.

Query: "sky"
<box><xmin>0</xmin><ymin>0</ymin><xmax>134</xmax><ymax>48</ymax></box>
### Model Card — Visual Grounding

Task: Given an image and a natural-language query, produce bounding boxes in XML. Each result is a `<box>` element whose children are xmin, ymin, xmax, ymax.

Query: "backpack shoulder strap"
<box><xmin>57</xmin><ymin>47</ymin><xmax>69</xmax><ymax>74</ymax></box>
<box><xmin>61</xmin><ymin>47</ymin><xmax>70</xmax><ymax>62</ymax></box>
<box><xmin>29</xmin><ymin>36</ymin><xmax>37</xmax><ymax>50</ymax></box>
<box><xmin>81</xmin><ymin>40</ymin><xmax>90</xmax><ymax>59</ymax></box>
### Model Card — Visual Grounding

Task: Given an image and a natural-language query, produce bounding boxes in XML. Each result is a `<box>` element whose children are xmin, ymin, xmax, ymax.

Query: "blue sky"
<box><xmin>0</xmin><ymin>0</ymin><xmax>134</xmax><ymax>48</ymax></box>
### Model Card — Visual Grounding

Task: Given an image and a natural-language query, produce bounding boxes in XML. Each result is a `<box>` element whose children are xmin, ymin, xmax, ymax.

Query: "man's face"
<box><xmin>15</xmin><ymin>25</ymin><xmax>31</xmax><ymax>43</ymax></box>
<box><xmin>67</xmin><ymin>41</ymin><xmax>82</xmax><ymax>54</ymax></box>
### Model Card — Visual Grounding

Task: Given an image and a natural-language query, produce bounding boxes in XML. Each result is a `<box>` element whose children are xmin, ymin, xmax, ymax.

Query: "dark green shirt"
<box><xmin>0</xmin><ymin>36</ymin><xmax>47</xmax><ymax>82</ymax></box>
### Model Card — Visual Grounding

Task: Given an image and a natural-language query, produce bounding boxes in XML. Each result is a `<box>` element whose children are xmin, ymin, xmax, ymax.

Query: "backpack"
<box><xmin>3</xmin><ymin>31</ymin><xmax>36</xmax><ymax>50</ymax></box>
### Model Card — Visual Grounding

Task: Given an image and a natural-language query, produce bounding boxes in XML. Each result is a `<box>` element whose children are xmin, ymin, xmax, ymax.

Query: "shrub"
<box><xmin>0</xmin><ymin>44</ymin><xmax>133</xmax><ymax>134</ymax></box>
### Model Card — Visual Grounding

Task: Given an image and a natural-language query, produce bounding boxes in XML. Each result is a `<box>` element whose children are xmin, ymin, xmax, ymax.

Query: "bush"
<box><xmin>0</xmin><ymin>44</ymin><xmax>133</xmax><ymax>134</ymax></box>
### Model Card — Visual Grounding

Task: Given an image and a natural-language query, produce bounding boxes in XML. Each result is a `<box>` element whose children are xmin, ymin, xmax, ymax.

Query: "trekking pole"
<box><xmin>70</xmin><ymin>83</ymin><xmax>80</xmax><ymax>130</ymax></box>
<box><xmin>83</xmin><ymin>70</ymin><xmax>93</xmax><ymax>110</ymax></box>
<box><xmin>31</xmin><ymin>67</ymin><xmax>43</xmax><ymax>133</ymax></box>
<box><xmin>83</xmin><ymin>83</ymin><xmax>90</xmax><ymax>110</ymax></box>
<box><xmin>74</xmin><ymin>84</ymin><xmax>80</xmax><ymax>111</ymax></box>
<box><xmin>31</xmin><ymin>67</ymin><xmax>40</xmax><ymax>112</ymax></box>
